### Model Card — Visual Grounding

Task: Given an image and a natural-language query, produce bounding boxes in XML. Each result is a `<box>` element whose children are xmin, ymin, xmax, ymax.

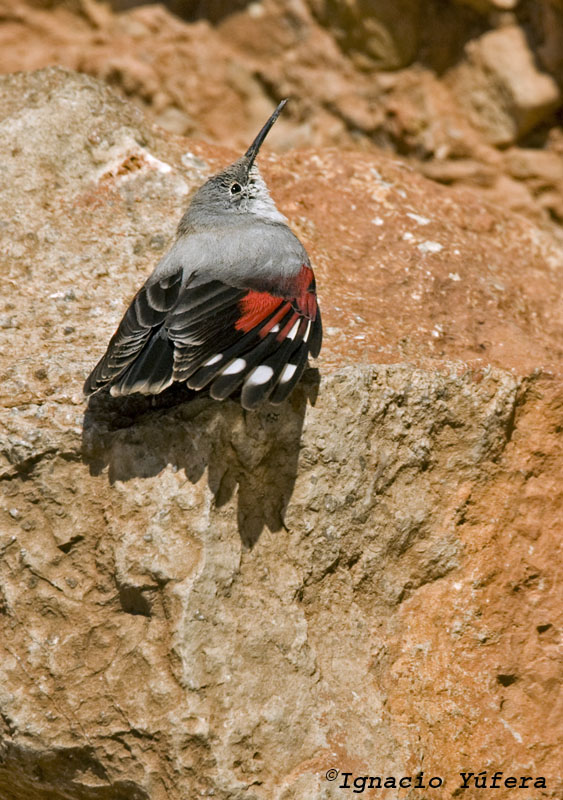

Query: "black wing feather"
<box><xmin>268</xmin><ymin>342</ymin><xmax>309</xmax><ymax>405</ymax></box>
<box><xmin>85</xmin><ymin>271</ymin><xmax>321</xmax><ymax>409</ymax></box>
<box><xmin>83</xmin><ymin>268</ymin><xmax>183</xmax><ymax>396</ymax></box>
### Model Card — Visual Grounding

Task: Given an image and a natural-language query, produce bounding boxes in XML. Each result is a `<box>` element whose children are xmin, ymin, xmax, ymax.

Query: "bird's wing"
<box><xmin>84</xmin><ymin>264</ymin><xmax>322</xmax><ymax>410</ymax></box>
<box><xmin>83</xmin><ymin>268</ymin><xmax>184</xmax><ymax>397</ymax></box>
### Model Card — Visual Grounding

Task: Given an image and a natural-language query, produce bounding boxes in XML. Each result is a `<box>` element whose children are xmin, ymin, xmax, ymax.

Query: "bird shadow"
<box><xmin>81</xmin><ymin>370</ymin><xmax>320</xmax><ymax>548</ymax></box>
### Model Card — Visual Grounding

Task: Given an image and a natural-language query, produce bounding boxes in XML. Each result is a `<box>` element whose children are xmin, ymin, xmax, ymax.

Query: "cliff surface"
<box><xmin>0</xmin><ymin>68</ymin><xmax>561</xmax><ymax>799</ymax></box>
<box><xmin>1</xmin><ymin>0</ymin><xmax>563</xmax><ymax>244</ymax></box>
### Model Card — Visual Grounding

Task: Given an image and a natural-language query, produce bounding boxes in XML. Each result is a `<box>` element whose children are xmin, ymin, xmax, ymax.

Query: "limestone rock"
<box><xmin>537</xmin><ymin>0</ymin><xmax>563</xmax><ymax>85</ymax></box>
<box><xmin>0</xmin><ymin>68</ymin><xmax>562</xmax><ymax>799</ymax></box>
<box><xmin>309</xmin><ymin>0</ymin><xmax>421</xmax><ymax>70</ymax></box>
<box><xmin>451</xmin><ymin>25</ymin><xmax>561</xmax><ymax>145</ymax></box>
<box><xmin>453</xmin><ymin>0</ymin><xmax>518</xmax><ymax>12</ymax></box>
<box><xmin>1</xmin><ymin>0</ymin><xmax>563</xmax><ymax>243</ymax></box>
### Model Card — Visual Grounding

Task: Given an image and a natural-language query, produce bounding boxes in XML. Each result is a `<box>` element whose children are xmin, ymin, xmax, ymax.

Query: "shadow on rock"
<box><xmin>81</xmin><ymin>369</ymin><xmax>320</xmax><ymax>547</ymax></box>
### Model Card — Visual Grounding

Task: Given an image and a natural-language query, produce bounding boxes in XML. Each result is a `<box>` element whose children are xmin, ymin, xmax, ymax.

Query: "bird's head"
<box><xmin>180</xmin><ymin>100</ymin><xmax>289</xmax><ymax>231</ymax></box>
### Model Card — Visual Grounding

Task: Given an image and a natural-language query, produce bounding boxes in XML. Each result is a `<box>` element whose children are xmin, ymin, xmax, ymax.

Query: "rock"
<box><xmin>538</xmin><ymin>0</ymin><xmax>563</xmax><ymax>84</ymax></box>
<box><xmin>421</xmin><ymin>157</ymin><xmax>497</xmax><ymax>186</ymax></box>
<box><xmin>453</xmin><ymin>0</ymin><xmax>518</xmax><ymax>12</ymax></box>
<box><xmin>505</xmin><ymin>148</ymin><xmax>563</xmax><ymax>182</ymax></box>
<box><xmin>1</xmin><ymin>0</ymin><xmax>563</xmax><ymax>245</ymax></box>
<box><xmin>451</xmin><ymin>25</ymin><xmax>561</xmax><ymax>145</ymax></box>
<box><xmin>0</xmin><ymin>67</ymin><xmax>562</xmax><ymax>798</ymax></box>
<box><xmin>309</xmin><ymin>0</ymin><xmax>421</xmax><ymax>70</ymax></box>
<box><xmin>500</xmin><ymin>148</ymin><xmax>563</xmax><ymax>222</ymax></box>
<box><xmin>538</xmin><ymin>189</ymin><xmax>563</xmax><ymax>222</ymax></box>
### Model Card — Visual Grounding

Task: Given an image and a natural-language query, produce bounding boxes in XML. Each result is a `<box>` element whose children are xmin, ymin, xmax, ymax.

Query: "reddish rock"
<box><xmin>451</xmin><ymin>25</ymin><xmax>561</xmax><ymax>145</ymax></box>
<box><xmin>0</xmin><ymin>67</ymin><xmax>561</xmax><ymax>799</ymax></box>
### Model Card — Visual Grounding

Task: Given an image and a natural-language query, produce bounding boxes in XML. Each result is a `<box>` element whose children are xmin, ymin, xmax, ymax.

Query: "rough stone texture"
<box><xmin>451</xmin><ymin>25</ymin><xmax>561</xmax><ymax>145</ymax></box>
<box><xmin>539</xmin><ymin>0</ymin><xmax>563</xmax><ymax>84</ymax></box>
<box><xmin>309</xmin><ymin>0</ymin><xmax>422</xmax><ymax>70</ymax></box>
<box><xmin>0</xmin><ymin>68</ymin><xmax>562</xmax><ymax>799</ymax></box>
<box><xmin>1</xmin><ymin>0</ymin><xmax>563</xmax><ymax>246</ymax></box>
<box><xmin>455</xmin><ymin>0</ymin><xmax>517</xmax><ymax>10</ymax></box>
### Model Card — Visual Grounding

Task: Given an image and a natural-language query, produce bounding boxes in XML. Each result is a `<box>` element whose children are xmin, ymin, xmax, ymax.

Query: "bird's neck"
<box><xmin>246</xmin><ymin>170</ymin><xmax>288</xmax><ymax>225</ymax></box>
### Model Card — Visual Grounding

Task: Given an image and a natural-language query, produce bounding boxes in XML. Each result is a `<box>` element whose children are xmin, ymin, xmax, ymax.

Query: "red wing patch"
<box><xmin>235</xmin><ymin>264</ymin><xmax>318</xmax><ymax>338</ymax></box>
<box><xmin>259</xmin><ymin>302</ymin><xmax>293</xmax><ymax>337</ymax></box>
<box><xmin>276</xmin><ymin>311</ymin><xmax>300</xmax><ymax>342</ymax></box>
<box><xmin>295</xmin><ymin>265</ymin><xmax>317</xmax><ymax>320</ymax></box>
<box><xmin>235</xmin><ymin>291</ymin><xmax>284</xmax><ymax>333</ymax></box>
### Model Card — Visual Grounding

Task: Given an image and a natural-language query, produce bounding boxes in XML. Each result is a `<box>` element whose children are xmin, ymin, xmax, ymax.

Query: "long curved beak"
<box><xmin>244</xmin><ymin>99</ymin><xmax>288</xmax><ymax>169</ymax></box>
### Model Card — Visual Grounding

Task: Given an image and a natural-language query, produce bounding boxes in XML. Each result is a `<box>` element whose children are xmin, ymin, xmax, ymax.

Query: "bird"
<box><xmin>84</xmin><ymin>99</ymin><xmax>322</xmax><ymax>411</ymax></box>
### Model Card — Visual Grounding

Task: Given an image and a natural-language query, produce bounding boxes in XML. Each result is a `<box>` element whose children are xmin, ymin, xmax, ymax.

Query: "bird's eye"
<box><xmin>230</xmin><ymin>182</ymin><xmax>242</xmax><ymax>194</ymax></box>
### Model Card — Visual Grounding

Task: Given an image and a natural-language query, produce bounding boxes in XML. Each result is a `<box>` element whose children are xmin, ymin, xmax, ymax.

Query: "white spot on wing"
<box><xmin>279</xmin><ymin>363</ymin><xmax>297</xmax><ymax>383</ymax></box>
<box><xmin>303</xmin><ymin>321</ymin><xmax>311</xmax><ymax>343</ymax></box>
<box><xmin>287</xmin><ymin>320</ymin><xmax>300</xmax><ymax>340</ymax></box>
<box><xmin>221</xmin><ymin>358</ymin><xmax>246</xmax><ymax>375</ymax></box>
<box><xmin>245</xmin><ymin>365</ymin><xmax>274</xmax><ymax>386</ymax></box>
<box><xmin>203</xmin><ymin>353</ymin><xmax>222</xmax><ymax>366</ymax></box>
<box><xmin>270</xmin><ymin>324</ymin><xmax>280</xmax><ymax>334</ymax></box>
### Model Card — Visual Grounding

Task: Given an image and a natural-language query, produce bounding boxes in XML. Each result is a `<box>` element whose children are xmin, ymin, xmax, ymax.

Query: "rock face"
<box><xmin>451</xmin><ymin>25</ymin><xmax>561</xmax><ymax>145</ymax></box>
<box><xmin>2</xmin><ymin>0</ymin><xmax>563</xmax><ymax>243</ymax></box>
<box><xmin>0</xmin><ymin>68</ymin><xmax>562</xmax><ymax>799</ymax></box>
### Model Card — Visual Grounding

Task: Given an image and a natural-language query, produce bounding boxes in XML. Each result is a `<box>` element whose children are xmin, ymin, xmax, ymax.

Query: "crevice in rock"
<box><xmin>57</xmin><ymin>535</ymin><xmax>84</xmax><ymax>554</ymax></box>
<box><xmin>497</xmin><ymin>673</ymin><xmax>518</xmax><ymax>687</ymax></box>
<box><xmin>117</xmin><ymin>583</ymin><xmax>154</xmax><ymax>617</ymax></box>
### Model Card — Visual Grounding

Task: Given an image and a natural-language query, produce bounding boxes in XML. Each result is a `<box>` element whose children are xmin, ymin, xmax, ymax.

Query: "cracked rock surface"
<box><xmin>0</xmin><ymin>68</ymin><xmax>562</xmax><ymax>799</ymax></box>
<box><xmin>2</xmin><ymin>0</ymin><xmax>563</xmax><ymax>243</ymax></box>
